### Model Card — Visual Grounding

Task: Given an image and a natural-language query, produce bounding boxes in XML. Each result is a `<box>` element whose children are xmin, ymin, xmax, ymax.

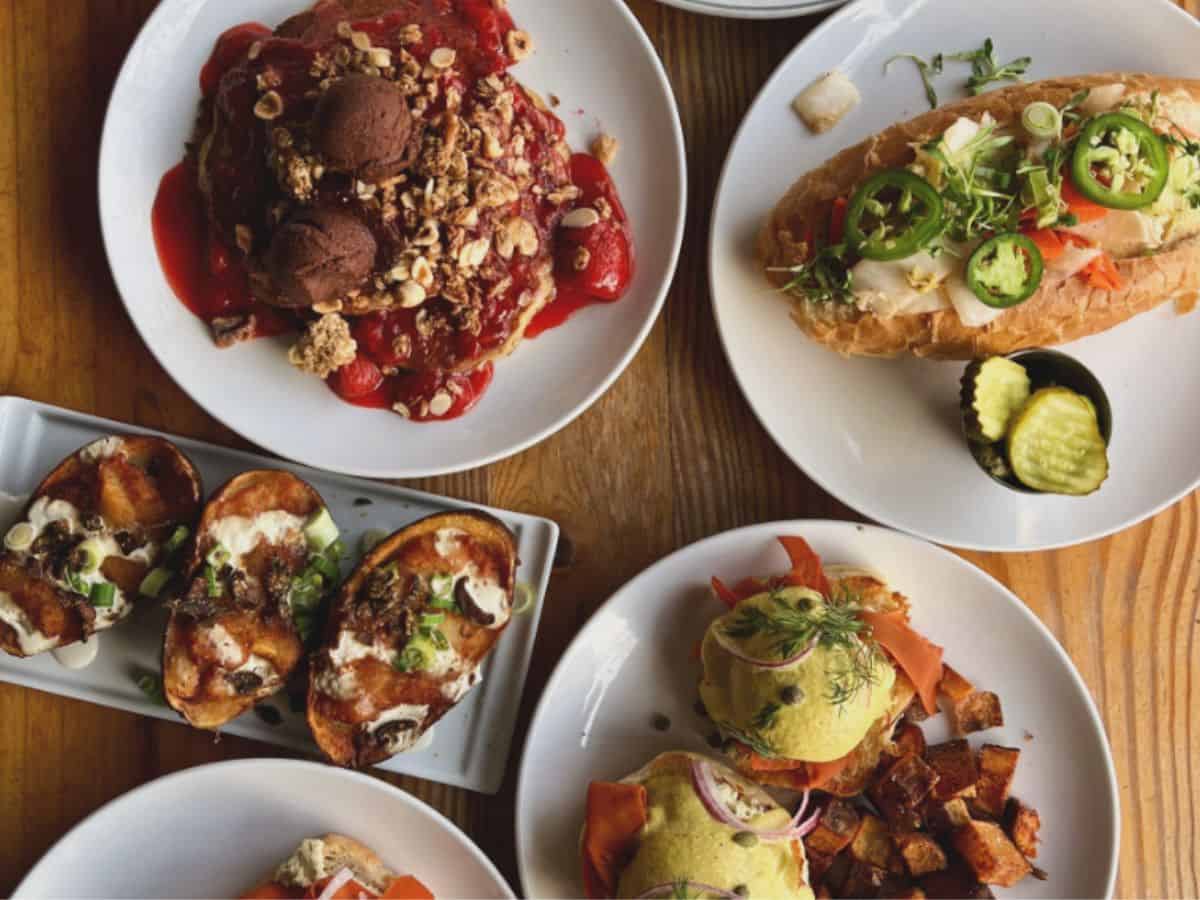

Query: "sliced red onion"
<box><xmin>638</xmin><ymin>881</ymin><xmax>738</xmax><ymax>899</ymax></box>
<box><xmin>690</xmin><ymin>760</ymin><xmax>814</xmax><ymax>842</ymax></box>
<box><xmin>711</xmin><ymin>628</ymin><xmax>817</xmax><ymax>670</ymax></box>
<box><xmin>317</xmin><ymin>867</ymin><xmax>355</xmax><ymax>900</ymax></box>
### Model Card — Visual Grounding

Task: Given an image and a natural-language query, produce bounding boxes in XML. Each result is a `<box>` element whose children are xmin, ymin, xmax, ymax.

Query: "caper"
<box><xmin>779</xmin><ymin>685</ymin><xmax>805</xmax><ymax>705</ymax></box>
<box><xmin>732</xmin><ymin>831</ymin><xmax>759</xmax><ymax>848</ymax></box>
<box><xmin>732</xmin><ymin>886</ymin><xmax>750</xmax><ymax>898</ymax></box>
<box><xmin>651</xmin><ymin>713</ymin><xmax>671</xmax><ymax>732</ymax></box>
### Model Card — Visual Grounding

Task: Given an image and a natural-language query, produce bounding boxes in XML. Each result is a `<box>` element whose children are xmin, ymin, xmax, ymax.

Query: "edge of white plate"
<box><xmin>513</xmin><ymin>519</ymin><xmax>1120</xmax><ymax>899</ymax></box>
<box><xmin>97</xmin><ymin>0</ymin><xmax>688</xmax><ymax>480</ymax></box>
<box><xmin>707</xmin><ymin>0</ymin><xmax>1200</xmax><ymax>553</ymax></box>
<box><xmin>658</xmin><ymin>0</ymin><xmax>846</xmax><ymax>19</ymax></box>
<box><xmin>13</xmin><ymin>758</ymin><xmax>517</xmax><ymax>899</ymax></box>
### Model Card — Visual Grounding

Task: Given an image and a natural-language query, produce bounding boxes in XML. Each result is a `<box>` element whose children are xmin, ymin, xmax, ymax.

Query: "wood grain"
<box><xmin>0</xmin><ymin>1</ymin><xmax>1197</xmax><ymax>897</ymax></box>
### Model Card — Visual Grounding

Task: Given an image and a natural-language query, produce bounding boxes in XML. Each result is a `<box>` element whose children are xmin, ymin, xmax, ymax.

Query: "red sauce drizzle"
<box><xmin>152</xmin><ymin>5</ymin><xmax>634</xmax><ymax>424</ymax></box>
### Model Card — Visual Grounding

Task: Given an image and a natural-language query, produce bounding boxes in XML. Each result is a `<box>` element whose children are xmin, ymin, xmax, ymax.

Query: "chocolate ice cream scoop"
<box><xmin>264</xmin><ymin>206</ymin><xmax>377</xmax><ymax>308</ymax></box>
<box><xmin>313</xmin><ymin>74</ymin><xmax>415</xmax><ymax>181</ymax></box>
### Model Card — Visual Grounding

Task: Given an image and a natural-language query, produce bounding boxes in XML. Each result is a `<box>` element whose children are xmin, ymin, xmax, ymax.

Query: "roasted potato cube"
<box><xmin>895</xmin><ymin>833</ymin><xmax>949</xmax><ymax>877</ymax></box>
<box><xmin>976</xmin><ymin>745</ymin><xmax>1021</xmax><ymax>817</ymax></box>
<box><xmin>1005</xmin><ymin>798</ymin><xmax>1042</xmax><ymax>859</ymax></box>
<box><xmin>891</xmin><ymin>721</ymin><xmax>928</xmax><ymax>758</ymax></box>
<box><xmin>806</xmin><ymin>798</ymin><xmax>863</xmax><ymax>855</ymax></box>
<box><xmin>842</xmin><ymin>860</ymin><xmax>889</xmax><ymax>898</ymax></box>
<box><xmin>939</xmin><ymin>664</ymin><xmax>975</xmax><ymax>702</ymax></box>
<box><xmin>953</xmin><ymin>820</ymin><xmax>1033</xmax><ymax>887</ymax></box>
<box><xmin>925</xmin><ymin>796</ymin><xmax>972</xmax><ymax>833</ymax></box>
<box><xmin>872</xmin><ymin>753</ymin><xmax>940</xmax><ymax>828</ymax></box>
<box><xmin>955</xmin><ymin>691</ymin><xmax>1004</xmax><ymax>735</ymax></box>
<box><xmin>850</xmin><ymin>814</ymin><xmax>894</xmax><ymax>869</ymax></box>
<box><xmin>925</xmin><ymin>740</ymin><xmax>980</xmax><ymax>800</ymax></box>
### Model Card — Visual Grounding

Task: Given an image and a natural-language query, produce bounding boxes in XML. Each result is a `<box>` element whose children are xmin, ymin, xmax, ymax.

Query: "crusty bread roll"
<box><xmin>759</xmin><ymin>74</ymin><xmax>1200</xmax><ymax>359</ymax></box>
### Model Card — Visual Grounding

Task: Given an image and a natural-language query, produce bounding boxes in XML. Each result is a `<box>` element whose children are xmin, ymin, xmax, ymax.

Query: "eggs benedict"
<box><xmin>700</xmin><ymin>537</ymin><xmax>944</xmax><ymax>796</ymax></box>
<box><xmin>581</xmin><ymin>751</ymin><xmax>816</xmax><ymax>899</ymax></box>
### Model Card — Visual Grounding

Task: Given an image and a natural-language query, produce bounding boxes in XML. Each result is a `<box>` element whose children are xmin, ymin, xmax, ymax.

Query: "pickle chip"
<box><xmin>962</xmin><ymin>357</ymin><xmax>1033</xmax><ymax>443</ymax></box>
<box><xmin>1007</xmin><ymin>387</ymin><xmax>1110</xmax><ymax>496</ymax></box>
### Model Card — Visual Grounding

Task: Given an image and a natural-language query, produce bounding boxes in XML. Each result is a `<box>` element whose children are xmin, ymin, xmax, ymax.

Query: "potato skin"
<box><xmin>759</xmin><ymin>74</ymin><xmax>1200</xmax><ymax>359</ymax></box>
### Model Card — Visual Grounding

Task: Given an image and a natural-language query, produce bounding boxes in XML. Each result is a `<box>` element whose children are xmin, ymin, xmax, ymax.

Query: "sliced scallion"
<box><xmin>324</xmin><ymin>538</ymin><xmax>345</xmax><ymax>562</ymax></box>
<box><xmin>303</xmin><ymin>507</ymin><xmax>339</xmax><ymax>553</ymax></box>
<box><xmin>205</xmin><ymin>543</ymin><xmax>231</xmax><ymax>569</ymax></box>
<box><xmin>1023</xmin><ymin>101</ymin><xmax>1062</xmax><ymax>141</ymax></box>
<box><xmin>429</xmin><ymin>573</ymin><xmax>455</xmax><ymax>599</ymax></box>
<box><xmin>89</xmin><ymin>581</ymin><xmax>116</xmax><ymax>608</ymax></box>
<box><xmin>138</xmin><ymin>566</ymin><xmax>173</xmax><ymax>599</ymax></box>
<box><xmin>163</xmin><ymin>525</ymin><xmax>190</xmax><ymax>556</ymax></box>
<box><xmin>512</xmin><ymin>582</ymin><xmax>536</xmax><ymax>616</ymax></box>
<box><xmin>311</xmin><ymin>554</ymin><xmax>339</xmax><ymax>582</ymax></box>
<box><xmin>204</xmin><ymin>564</ymin><xmax>222</xmax><ymax>598</ymax></box>
<box><xmin>76</xmin><ymin>538</ymin><xmax>106</xmax><ymax>574</ymax></box>
<box><xmin>420</xmin><ymin>612</ymin><xmax>446</xmax><ymax>627</ymax></box>
<box><xmin>4</xmin><ymin>522</ymin><xmax>34</xmax><ymax>552</ymax></box>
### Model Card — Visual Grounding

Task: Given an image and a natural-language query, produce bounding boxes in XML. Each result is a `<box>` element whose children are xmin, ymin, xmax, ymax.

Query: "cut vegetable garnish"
<box><xmin>1022</xmin><ymin>101</ymin><xmax>1062</xmax><ymax>141</ymax></box>
<box><xmin>4</xmin><ymin>523</ymin><xmax>34</xmax><ymax>552</ymax></box>
<box><xmin>512</xmin><ymin>582</ymin><xmax>536</xmax><ymax>615</ymax></box>
<box><xmin>961</xmin><ymin>357</ymin><xmax>1033</xmax><ymax>443</ymax></box>
<box><xmin>75</xmin><ymin>538</ymin><xmax>105</xmax><ymax>574</ymax></box>
<box><xmin>845</xmin><ymin>170</ymin><xmax>945</xmax><ymax>261</ymax></box>
<box><xmin>1006</xmin><ymin>387</ymin><xmax>1110</xmax><ymax>495</ymax></box>
<box><xmin>138</xmin><ymin>566</ymin><xmax>173</xmax><ymax>599</ymax></box>
<box><xmin>89</xmin><ymin>581</ymin><xmax>116</xmax><ymax>608</ymax></box>
<box><xmin>303</xmin><ymin>507</ymin><xmax>339</xmax><ymax>552</ymax></box>
<box><xmin>1072</xmin><ymin>112</ymin><xmax>1169</xmax><ymax>210</ymax></box>
<box><xmin>163</xmin><ymin>524</ymin><xmax>190</xmax><ymax>555</ymax></box>
<box><xmin>966</xmin><ymin>233</ymin><xmax>1044</xmax><ymax>308</ymax></box>
<box><xmin>205</xmin><ymin>543</ymin><xmax>231</xmax><ymax>569</ymax></box>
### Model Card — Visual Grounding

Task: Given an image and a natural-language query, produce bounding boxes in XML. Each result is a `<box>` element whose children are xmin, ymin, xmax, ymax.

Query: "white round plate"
<box><xmin>656</xmin><ymin>0</ymin><xmax>846</xmax><ymax>20</ymax></box>
<box><xmin>710</xmin><ymin>0</ymin><xmax>1200</xmax><ymax>551</ymax></box>
<box><xmin>14</xmin><ymin>758</ymin><xmax>515</xmax><ymax>899</ymax></box>
<box><xmin>516</xmin><ymin>521</ymin><xmax>1119</xmax><ymax>899</ymax></box>
<box><xmin>99</xmin><ymin>0</ymin><xmax>685</xmax><ymax>479</ymax></box>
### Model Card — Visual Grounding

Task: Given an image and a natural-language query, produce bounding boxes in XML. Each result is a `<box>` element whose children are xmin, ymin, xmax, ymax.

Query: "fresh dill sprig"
<box><xmin>752</xmin><ymin>701</ymin><xmax>781</xmax><ymax>731</ymax></box>
<box><xmin>715</xmin><ymin>719</ymin><xmax>777</xmax><ymax>758</ymax></box>
<box><xmin>670</xmin><ymin>878</ymin><xmax>695</xmax><ymax>900</ymax></box>
<box><xmin>825</xmin><ymin>638</ymin><xmax>885</xmax><ymax>712</ymax></box>
<box><xmin>723</xmin><ymin>587</ymin><xmax>865</xmax><ymax>661</ymax></box>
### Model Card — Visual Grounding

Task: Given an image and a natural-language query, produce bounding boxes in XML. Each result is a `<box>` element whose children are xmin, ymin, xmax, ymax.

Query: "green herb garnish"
<box><xmin>723</xmin><ymin>587</ymin><xmax>864</xmax><ymax>661</ymax></box>
<box><xmin>751</xmin><ymin>701</ymin><xmax>780</xmax><ymax>731</ymax></box>
<box><xmin>772</xmin><ymin>242</ymin><xmax>854</xmax><ymax>304</ymax></box>
<box><xmin>826</xmin><ymin>638</ymin><xmax>886</xmax><ymax>712</ymax></box>
<box><xmin>946</xmin><ymin>39</ymin><xmax>1031</xmax><ymax>96</ymax></box>
<box><xmin>886</xmin><ymin>52</ymin><xmax>944</xmax><ymax>108</ymax></box>
<box><xmin>714</xmin><ymin>719</ymin><xmax>777</xmax><ymax>758</ymax></box>
<box><xmin>203</xmin><ymin>564</ymin><xmax>222</xmax><ymax>598</ymax></box>
<box><xmin>134</xmin><ymin>670</ymin><xmax>167</xmax><ymax>706</ymax></box>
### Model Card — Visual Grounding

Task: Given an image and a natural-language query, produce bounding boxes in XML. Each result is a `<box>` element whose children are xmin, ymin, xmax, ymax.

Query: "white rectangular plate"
<box><xmin>0</xmin><ymin>396</ymin><xmax>557</xmax><ymax>794</ymax></box>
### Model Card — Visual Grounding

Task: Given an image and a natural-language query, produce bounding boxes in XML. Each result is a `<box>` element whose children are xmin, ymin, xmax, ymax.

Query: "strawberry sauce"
<box><xmin>152</xmin><ymin>3</ymin><xmax>634</xmax><ymax>423</ymax></box>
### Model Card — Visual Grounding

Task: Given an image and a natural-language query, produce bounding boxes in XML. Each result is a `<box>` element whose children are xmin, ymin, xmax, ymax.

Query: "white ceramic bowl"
<box><xmin>99</xmin><ymin>0</ymin><xmax>686</xmax><ymax>478</ymax></box>
<box><xmin>710</xmin><ymin>0</ymin><xmax>1200</xmax><ymax>550</ymax></box>
<box><xmin>516</xmin><ymin>521</ymin><xmax>1119</xmax><ymax>898</ymax></box>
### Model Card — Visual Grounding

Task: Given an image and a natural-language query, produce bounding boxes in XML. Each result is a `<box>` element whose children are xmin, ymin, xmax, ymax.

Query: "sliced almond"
<box><xmin>428</xmin><ymin>391</ymin><xmax>454</xmax><ymax>417</ymax></box>
<box><xmin>562</xmin><ymin>207</ymin><xmax>600</xmax><ymax>229</ymax></box>
<box><xmin>398</xmin><ymin>281</ymin><xmax>427</xmax><ymax>308</ymax></box>
<box><xmin>430</xmin><ymin>47</ymin><xmax>457</xmax><ymax>69</ymax></box>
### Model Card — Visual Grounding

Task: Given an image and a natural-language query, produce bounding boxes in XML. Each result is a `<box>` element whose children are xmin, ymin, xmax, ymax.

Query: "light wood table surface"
<box><xmin>1</xmin><ymin>1</ymin><xmax>1198</xmax><ymax>897</ymax></box>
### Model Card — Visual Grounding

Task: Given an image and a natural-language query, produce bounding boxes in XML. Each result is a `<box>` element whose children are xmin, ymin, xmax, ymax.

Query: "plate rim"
<box><xmin>13</xmin><ymin>757</ymin><xmax>518</xmax><ymax>899</ymax></box>
<box><xmin>513</xmin><ymin>518</ymin><xmax>1120</xmax><ymax>898</ymax></box>
<box><xmin>707</xmin><ymin>0</ymin><xmax>1200</xmax><ymax>552</ymax></box>
<box><xmin>655</xmin><ymin>0</ymin><xmax>846</xmax><ymax>19</ymax></box>
<box><xmin>97</xmin><ymin>0</ymin><xmax>688</xmax><ymax>480</ymax></box>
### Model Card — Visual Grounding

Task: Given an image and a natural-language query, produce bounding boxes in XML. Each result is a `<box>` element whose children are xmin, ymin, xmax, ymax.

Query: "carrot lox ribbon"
<box><xmin>737</xmin><ymin>743</ymin><xmax>853</xmax><ymax>790</ymax></box>
<box><xmin>1061</xmin><ymin>181</ymin><xmax>1109</xmax><ymax>224</ymax></box>
<box><xmin>777</xmin><ymin>536</ymin><xmax>832</xmax><ymax>597</ymax></box>
<box><xmin>858</xmin><ymin>610</ymin><xmax>944</xmax><ymax>715</ymax></box>
<box><xmin>1081</xmin><ymin>252</ymin><xmax>1124</xmax><ymax>291</ymax></box>
<box><xmin>582</xmin><ymin>781</ymin><xmax>648</xmax><ymax>899</ymax></box>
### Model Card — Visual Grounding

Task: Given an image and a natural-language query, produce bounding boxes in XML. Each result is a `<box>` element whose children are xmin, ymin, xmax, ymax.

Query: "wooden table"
<box><xmin>1</xmin><ymin>1</ymin><xmax>1198</xmax><ymax>897</ymax></box>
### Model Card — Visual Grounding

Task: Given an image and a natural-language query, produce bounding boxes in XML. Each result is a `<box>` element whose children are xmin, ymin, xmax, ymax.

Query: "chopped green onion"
<box><xmin>163</xmin><ymin>525</ymin><xmax>190</xmax><ymax>556</ymax></box>
<box><xmin>89</xmin><ymin>581</ymin><xmax>116</xmax><ymax>608</ymax></box>
<box><xmin>393</xmin><ymin>644</ymin><xmax>428</xmax><ymax>673</ymax></box>
<box><xmin>4</xmin><ymin>522</ymin><xmax>34</xmax><ymax>552</ymax></box>
<box><xmin>303</xmin><ymin>507</ymin><xmax>339</xmax><ymax>552</ymax></box>
<box><xmin>76</xmin><ymin>539</ymin><xmax>105</xmax><ymax>574</ymax></box>
<box><xmin>135</xmin><ymin>671</ymin><xmax>167</xmax><ymax>706</ymax></box>
<box><xmin>430</xmin><ymin>573</ymin><xmax>454</xmax><ymax>598</ymax></box>
<box><xmin>204</xmin><ymin>564</ymin><xmax>222</xmax><ymax>598</ymax></box>
<box><xmin>325</xmin><ymin>538</ymin><xmax>345</xmax><ymax>562</ymax></box>
<box><xmin>512</xmin><ymin>582</ymin><xmax>536</xmax><ymax>616</ymax></box>
<box><xmin>420</xmin><ymin>612</ymin><xmax>446</xmax><ymax>627</ymax></box>
<box><xmin>360</xmin><ymin>529</ymin><xmax>388</xmax><ymax>555</ymax></box>
<box><xmin>205</xmin><ymin>543</ymin><xmax>231</xmax><ymax>569</ymax></box>
<box><xmin>64</xmin><ymin>570</ymin><xmax>89</xmax><ymax>595</ymax></box>
<box><xmin>310</xmin><ymin>554</ymin><xmax>339</xmax><ymax>582</ymax></box>
<box><xmin>1023</xmin><ymin>101</ymin><xmax>1062</xmax><ymax>141</ymax></box>
<box><xmin>424</xmin><ymin>627</ymin><xmax>449</xmax><ymax>651</ymax></box>
<box><xmin>429</xmin><ymin>594</ymin><xmax>458</xmax><ymax>611</ymax></box>
<box><xmin>138</xmin><ymin>566</ymin><xmax>173</xmax><ymax>599</ymax></box>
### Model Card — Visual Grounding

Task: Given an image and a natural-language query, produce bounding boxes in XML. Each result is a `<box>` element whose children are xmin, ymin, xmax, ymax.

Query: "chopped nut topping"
<box><xmin>350</xmin><ymin>30</ymin><xmax>372</xmax><ymax>51</ymax></box>
<box><xmin>336</xmin><ymin>21</ymin><xmax>353</xmax><ymax>39</ymax></box>
<box><xmin>368</xmin><ymin>47</ymin><xmax>392</xmax><ymax>68</ymax></box>
<box><xmin>428</xmin><ymin>391</ymin><xmax>454</xmax><ymax>417</ymax></box>
<box><xmin>312</xmin><ymin>299</ymin><xmax>344</xmax><ymax>315</ymax></box>
<box><xmin>254</xmin><ymin>91</ymin><xmax>284</xmax><ymax>120</ymax></box>
<box><xmin>412</xmin><ymin>256</ymin><xmax>435</xmax><ymax>288</ymax></box>
<box><xmin>430</xmin><ymin>47</ymin><xmax>457</xmax><ymax>69</ymax></box>
<box><xmin>594</xmin><ymin>197</ymin><xmax>614</xmax><ymax>220</ymax></box>
<box><xmin>562</xmin><ymin>207</ymin><xmax>601</xmax><ymax>229</ymax></box>
<box><xmin>572</xmin><ymin>246</ymin><xmax>592</xmax><ymax>272</ymax></box>
<box><xmin>234</xmin><ymin>224</ymin><xmax>254</xmax><ymax>254</ymax></box>
<box><xmin>392</xmin><ymin>401</ymin><xmax>412</xmax><ymax>418</ymax></box>
<box><xmin>398</xmin><ymin>281</ymin><xmax>427</xmax><ymax>308</ymax></box>
<box><xmin>591</xmin><ymin>133</ymin><xmax>619</xmax><ymax>166</ymax></box>
<box><xmin>505</xmin><ymin>29</ymin><xmax>534</xmax><ymax>62</ymax></box>
<box><xmin>399</xmin><ymin>24</ymin><xmax>423</xmax><ymax>45</ymax></box>
<box><xmin>459</xmin><ymin>237</ymin><xmax>491</xmax><ymax>269</ymax></box>
<box><xmin>287</xmin><ymin>314</ymin><xmax>357</xmax><ymax>379</ymax></box>
<box><xmin>248</xmin><ymin>41</ymin><xmax>263</xmax><ymax>61</ymax></box>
